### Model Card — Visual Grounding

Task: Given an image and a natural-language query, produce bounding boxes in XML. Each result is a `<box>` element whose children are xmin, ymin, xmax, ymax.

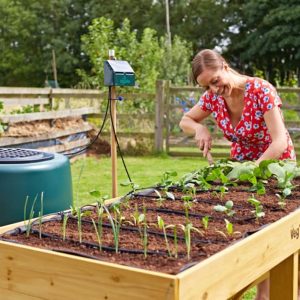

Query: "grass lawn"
<box><xmin>70</xmin><ymin>153</ymin><xmax>256</xmax><ymax>300</ymax></box>
<box><xmin>71</xmin><ymin>154</ymin><xmax>208</xmax><ymax>206</ymax></box>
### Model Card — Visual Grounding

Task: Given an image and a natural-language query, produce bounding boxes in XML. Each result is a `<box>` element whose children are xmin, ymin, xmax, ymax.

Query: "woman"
<box><xmin>179</xmin><ymin>49</ymin><xmax>296</xmax><ymax>300</ymax></box>
<box><xmin>179</xmin><ymin>49</ymin><xmax>295</xmax><ymax>165</ymax></box>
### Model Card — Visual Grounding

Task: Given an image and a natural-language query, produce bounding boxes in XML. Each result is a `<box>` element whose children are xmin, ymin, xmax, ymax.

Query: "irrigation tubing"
<box><xmin>108</xmin><ymin>86</ymin><xmax>133</xmax><ymax>185</ymax></box>
<box><xmin>63</xmin><ymin>92</ymin><xmax>110</xmax><ymax>158</ymax></box>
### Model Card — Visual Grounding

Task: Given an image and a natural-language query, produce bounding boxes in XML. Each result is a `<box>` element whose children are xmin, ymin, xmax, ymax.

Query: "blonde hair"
<box><xmin>192</xmin><ymin>49</ymin><xmax>227</xmax><ymax>83</ymax></box>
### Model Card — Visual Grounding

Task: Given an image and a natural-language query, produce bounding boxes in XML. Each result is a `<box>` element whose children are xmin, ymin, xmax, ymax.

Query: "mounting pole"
<box><xmin>109</xmin><ymin>49</ymin><xmax>118</xmax><ymax>198</ymax></box>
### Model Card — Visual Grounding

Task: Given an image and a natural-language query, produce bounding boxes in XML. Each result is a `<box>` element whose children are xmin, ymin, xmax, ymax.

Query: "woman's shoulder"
<box><xmin>246</xmin><ymin>77</ymin><xmax>277</xmax><ymax>93</ymax></box>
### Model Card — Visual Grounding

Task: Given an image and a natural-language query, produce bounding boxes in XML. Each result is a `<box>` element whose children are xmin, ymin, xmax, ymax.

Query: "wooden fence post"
<box><xmin>155</xmin><ymin>80</ymin><xmax>166</xmax><ymax>152</ymax></box>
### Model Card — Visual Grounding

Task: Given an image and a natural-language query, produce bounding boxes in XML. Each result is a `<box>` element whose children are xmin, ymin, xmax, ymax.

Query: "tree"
<box><xmin>79</xmin><ymin>17</ymin><xmax>192</xmax><ymax>92</ymax></box>
<box><xmin>225</xmin><ymin>0</ymin><xmax>300</xmax><ymax>86</ymax></box>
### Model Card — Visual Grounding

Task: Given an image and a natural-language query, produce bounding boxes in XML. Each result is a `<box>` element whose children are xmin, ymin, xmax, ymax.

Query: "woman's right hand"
<box><xmin>194</xmin><ymin>125</ymin><xmax>212</xmax><ymax>158</ymax></box>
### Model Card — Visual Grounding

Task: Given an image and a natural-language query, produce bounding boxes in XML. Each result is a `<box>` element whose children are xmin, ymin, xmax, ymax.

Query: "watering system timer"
<box><xmin>104</xmin><ymin>60</ymin><xmax>135</xmax><ymax>87</ymax></box>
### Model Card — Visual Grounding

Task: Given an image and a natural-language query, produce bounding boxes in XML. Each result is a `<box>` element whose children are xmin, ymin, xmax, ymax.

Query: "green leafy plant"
<box><xmin>159</xmin><ymin>170</ymin><xmax>178</xmax><ymax>188</ymax></box>
<box><xmin>275</xmin><ymin>189</ymin><xmax>291</xmax><ymax>209</ymax></box>
<box><xmin>120</xmin><ymin>180</ymin><xmax>140</xmax><ymax>193</ymax></box>
<box><xmin>247</xmin><ymin>195</ymin><xmax>265</xmax><ymax>220</ymax></box>
<box><xmin>214</xmin><ymin>200</ymin><xmax>235</xmax><ymax>217</ymax></box>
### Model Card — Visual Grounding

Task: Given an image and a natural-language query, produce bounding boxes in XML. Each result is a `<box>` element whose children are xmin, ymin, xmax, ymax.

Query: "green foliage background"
<box><xmin>0</xmin><ymin>0</ymin><xmax>299</xmax><ymax>88</ymax></box>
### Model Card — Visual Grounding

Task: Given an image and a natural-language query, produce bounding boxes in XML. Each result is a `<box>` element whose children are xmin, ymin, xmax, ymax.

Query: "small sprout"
<box><xmin>154</xmin><ymin>189</ymin><xmax>164</xmax><ymax>206</ymax></box>
<box><xmin>120</xmin><ymin>180</ymin><xmax>140</xmax><ymax>192</ymax></box>
<box><xmin>24</xmin><ymin>194</ymin><xmax>38</xmax><ymax>237</ymax></box>
<box><xmin>38</xmin><ymin>192</ymin><xmax>44</xmax><ymax>239</ymax></box>
<box><xmin>178</xmin><ymin>222</ymin><xmax>202</xmax><ymax>260</ymax></box>
<box><xmin>182</xmin><ymin>194</ymin><xmax>194</xmax><ymax>221</ymax></box>
<box><xmin>247</xmin><ymin>195</ymin><xmax>265</xmax><ymax>220</ymax></box>
<box><xmin>214</xmin><ymin>200</ymin><xmax>235</xmax><ymax>217</ymax></box>
<box><xmin>224</xmin><ymin>219</ymin><xmax>233</xmax><ymax>236</ymax></box>
<box><xmin>216</xmin><ymin>185</ymin><xmax>228</xmax><ymax>200</ymax></box>
<box><xmin>157</xmin><ymin>216</ymin><xmax>171</xmax><ymax>257</ymax></box>
<box><xmin>62</xmin><ymin>213</ymin><xmax>69</xmax><ymax>241</ymax></box>
<box><xmin>202</xmin><ymin>216</ymin><xmax>210</xmax><ymax>230</ymax></box>
<box><xmin>104</xmin><ymin>204</ymin><xmax>124</xmax><ymax>253</ymax></box>
<box><xmin>77</xmin><ymin>207</ymin><xmax>82</xmax><ymax>243</ymax></box>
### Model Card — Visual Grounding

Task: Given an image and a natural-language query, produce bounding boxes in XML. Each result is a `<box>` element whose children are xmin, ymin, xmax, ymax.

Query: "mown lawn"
<box><xmin>71</xmin><ymin>154</ymin><xmax>208</xmax><ymax>206</ymax></box>
<box><xmin>70</xmin><ymin>153</ymin><xmax>256</xmax><ymax>300</ymax></box>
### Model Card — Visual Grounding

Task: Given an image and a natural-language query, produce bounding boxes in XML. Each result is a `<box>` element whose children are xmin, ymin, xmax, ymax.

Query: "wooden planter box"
<box><xmin>0</xmin><ymin>201</ymin><xmax>300</xmax><ymax>300</ymax></box>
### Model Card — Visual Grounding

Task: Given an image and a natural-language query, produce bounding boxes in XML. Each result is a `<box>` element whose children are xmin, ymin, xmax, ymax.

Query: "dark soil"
<box><xmin>1</xmin><ymin>177</ymin><xmax>300</xmax><ymax>275</ymax></box>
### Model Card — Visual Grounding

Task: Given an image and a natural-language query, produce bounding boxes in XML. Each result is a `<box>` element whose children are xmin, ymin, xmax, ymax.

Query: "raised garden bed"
<box><xmin>1</xmin><ymin>160</ymin><xmax>300</xmax><ymax>299</ymax></box>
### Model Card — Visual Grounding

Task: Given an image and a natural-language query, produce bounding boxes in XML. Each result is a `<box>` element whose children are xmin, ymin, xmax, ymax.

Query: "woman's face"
<box><xmin>196</xmin><ymin>66</ymin><xmax>232</xmax><ymax>97</ymax></box>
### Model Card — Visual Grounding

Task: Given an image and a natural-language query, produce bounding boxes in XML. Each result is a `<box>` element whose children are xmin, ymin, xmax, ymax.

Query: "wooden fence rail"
<box><xmin>0</xmin><ymin>87</ymin><xmax>156</xmax><ymax>155</ymax></box>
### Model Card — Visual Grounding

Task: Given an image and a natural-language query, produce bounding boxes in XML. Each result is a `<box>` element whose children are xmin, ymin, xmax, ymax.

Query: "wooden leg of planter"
<box><xmin>270</xmin><ymin>251</ymin><xmax>298</xmax><ymax>300</ymax></box>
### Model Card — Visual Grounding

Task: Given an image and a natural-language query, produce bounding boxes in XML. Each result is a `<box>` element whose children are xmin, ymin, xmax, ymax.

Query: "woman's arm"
<box><xmin>179</xmin><ymin>105</ymin><xmax>212</xmax><ymax>158</ymax></box>
<box><xmin>256</xmin><ymin>107</ymin><xmax>288</xmax><ymax>164</ymax></box>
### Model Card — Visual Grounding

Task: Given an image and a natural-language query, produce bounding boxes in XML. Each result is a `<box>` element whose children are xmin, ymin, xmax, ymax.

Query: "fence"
<box><xmin>154</xmin><ymin>80</ymin><xmax>300</xmax><ymax>158</ymax></box>
<box><xmin>1</xmin><ymin>83</ymin><xmax>300</xmax><ymax>158</ymax></box>
<box><xmin>0</xmin><ymin>87</ymin><xmax>156</xmax><ymax>156</ymax></box>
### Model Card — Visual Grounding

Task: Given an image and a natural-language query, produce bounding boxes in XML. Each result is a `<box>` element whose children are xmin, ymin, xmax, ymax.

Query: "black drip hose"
<box><xmin>64</xmin><ymin>93</ymin><xmax>110</xmax><ymax>158</ymax></box>
<box><xmin>108</xmin><ymin>86</ymin><xmax>133</xmax><ymax>186</ymax></box>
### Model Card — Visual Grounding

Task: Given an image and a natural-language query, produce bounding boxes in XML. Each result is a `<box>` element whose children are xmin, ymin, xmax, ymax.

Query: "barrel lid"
<box><xmin>0</xmin><ymin>148</ymin><xmax>54</xmax><ymax>164</ymax></box>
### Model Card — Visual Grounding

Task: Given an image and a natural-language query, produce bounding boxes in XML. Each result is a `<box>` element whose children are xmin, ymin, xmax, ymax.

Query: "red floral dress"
<box><xmin>198</xmin><ymin>77</ymin><xmax>296</xmax><ymax>161</ymax></box>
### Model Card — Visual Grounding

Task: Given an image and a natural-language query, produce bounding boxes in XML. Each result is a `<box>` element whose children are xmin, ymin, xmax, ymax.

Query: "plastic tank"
<box><xmin>0</xmin><ymin>148</ymin><xmax>73</xmax><ymax>226</ymax></box>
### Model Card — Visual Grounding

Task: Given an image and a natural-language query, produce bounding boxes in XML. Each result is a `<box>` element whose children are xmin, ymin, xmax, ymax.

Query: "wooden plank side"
<box><xmin>0</xmin><ymin>241</ymin><xmax>176</xmax><ymax>300</ymax></box>
<box><xmin>270</xmin><ymin>252</ymin><xmax>299</xmax><ymax>300</ymax></box>
<box><xmin>177</xmin><ymin>209</ymin><xmax>300</xmax><ymax>300</ymax></box>
<box><xmin>0</xmin><ymin>107</ymin><xmax>99</xmax><ymax>123</ymax></box>
<box><xmin>0</xmin><ymin>287</ymin><xmax>44</xmax><ymax>300</ymax></box>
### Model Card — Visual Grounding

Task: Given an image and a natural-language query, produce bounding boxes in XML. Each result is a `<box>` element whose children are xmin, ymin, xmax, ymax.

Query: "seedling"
<box><xmin>275</xmin><ymin>191</ymin><xmax>291</xmax><ymax>210</ymax></box>
<box><xmin>215</xmin><ymin>185</ymin><xmax>228</xmax><ymax>200</ymax></box>
<box><xmin>224</xmin><ymin>219</ymin><xmax>233</xmax><ymax>236</ymax></box>
<box><xmin>77</xmin><ymin>207</ymin><xmax>82</xmax><ymax>243</ymax></box>
<box><xmin>214</xmin><ymin>200</ymin><xmax>235</xmax><ymax>217</ymax></box>
<box><xmin>165</xmin><ymin>224</ymin><xmax>178</xmax><ymax>258</ymax></box>
<box><xmin>38</xmin><ymin>192</ymin><xmax>44</xmax><ymax>239</ymax></box>
<box><xmin>120</xmin><ymin>180</ymin><xmax>140</xmax><ymax>193</ymax></box>
<box><xmin>104</xmin><ymin>203</ymin><xmax>125</xmax><ymax>253</ymax></box>
<box><xmin>247</xmin><ymin>195</ymin><xmax>265</xmax><ymax>220</ymax></box>
<box><xmin>181</xmin><ymin>194</ymin><xmax>193</xmax><ymax>221</ymax></box>
<box><xmin>62</xmin><ymin>213</ymin><xmax>69</xmax><ymax>241</ymax></box>
<box><xmin>202</xmin><ymin>216</ymin><xmax>210</xmax><ymax>230</ymax></box>
<box><xmin>153</xmin><ymin>189</ymin><xmax>164</xmax><ymax>207</ymax></box>
<box><xmin>92</xmin><ymin>201</ymin><xmax>105</xmax><ymax>250</ymax></box>
<box><xmin>157</xmin><ymin>216</ymin><xmax>172</xmax><ymax>257</ymax></box>
<box><xmin>179</xmin><ymin>222</ymin><xmax>202</xmax><ymax>260</ymax></box>
<box><xmin>24</xmin><ymin>194</ymin><xmax>38</xmax><ymax>237</ymax></box>
<box><xmin>158</xmin><ymin>170</ymin><xmax>177</xmax><ymax>188</ymax></box>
